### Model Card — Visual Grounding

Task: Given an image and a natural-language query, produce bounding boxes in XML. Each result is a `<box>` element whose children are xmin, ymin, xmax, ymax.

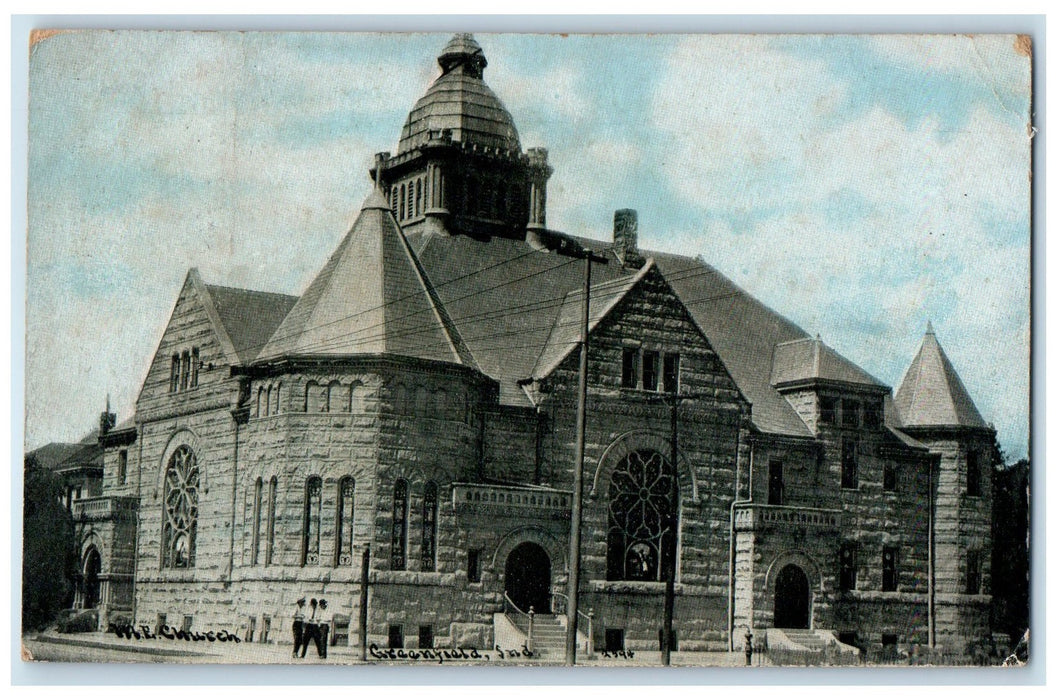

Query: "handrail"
<box><xmin>503</xmin><ymin>591</ymin><xmax>529</xmax><ymax>617</ymax></box>
<box><xmin>502</xmin><ymin>592</ymin><xmax>534</xmax><ymax>652</ymax></box>
<box><xmin>551</xmin><ymin>592</ymin><xmax>593</xmax><ymax>655</ymax></box>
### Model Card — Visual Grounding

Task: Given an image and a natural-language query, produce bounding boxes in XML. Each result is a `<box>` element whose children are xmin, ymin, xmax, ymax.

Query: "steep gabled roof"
<box><xmin>256</xmin><ymin>190</ymin><xmax>476</xmax><ymax>369</ymax></box>
<box><xmin>894</xmin><ymin>323</ymin><xmax>989</xmax><ymax>429</ymax></box>
<box><xmin>205</xmin><ymin>285</ymin><xmax>298</xmax><ymax>363</ymax></box>
<box><xmin>407</xmin><ymin>231</ymin><xmax>823</xmax><ymax>437</ymax></box>
<box><xmin>771</xmin><ymin>336</ymin><xmax>887</xmax><ymax>390</ymax></box>
<box><xmin>529</xmin><ymin>262</ymin><xmax>655</xmax><ymax>380</ymax></box>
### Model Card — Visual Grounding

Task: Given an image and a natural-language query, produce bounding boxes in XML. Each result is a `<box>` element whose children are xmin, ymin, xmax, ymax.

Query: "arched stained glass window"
<box><xmin>606</xmin><ymin>450</ymin><xmax>678</xmax><ymax>582</ymax></box>
<box><xmin>251</xmin><ymin>478</ymin><xmax>263</xmax><ymax>565</ymax></box>
<box><xmin>335</xmin><ymin>477</ymin><xmax>355</xmax><ymax>567</ymax></box>
<box><xmin>421</xmin><ymin>481</ymin><xmax>438</xmax><ymax>572</ymax></box>
<box><xmin>266</xmin><ymin>477</ymin><xmax>277</xmax><ymax>565</ymax></box>
<box><xmin>302</xmin><ymin>477</ymin><xmax>322</xmax><ymax>566</ymax></box>
<box><xmin>162</xmin><ymin>445</ymin><xmax>199</xmax><ymax>569</ymax></box>
<box><xmin>391</xmin><ymin>479</ymin><xmax>409</xmax><ymax>570</ymax></box>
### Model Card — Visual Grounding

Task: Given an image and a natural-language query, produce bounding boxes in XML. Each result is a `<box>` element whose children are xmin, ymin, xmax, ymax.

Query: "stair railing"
<box><xmin>503</xmin><ymin>591</ymin><xmax>534</xmax><ymax>652</ymax></box>
<box><xmin>551</xmin><ymin>591</ymin><xmax>593</xmax><ymax>656</ymax></box>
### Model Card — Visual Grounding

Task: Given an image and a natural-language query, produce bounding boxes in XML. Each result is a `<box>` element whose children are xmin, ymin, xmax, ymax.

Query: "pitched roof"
<box><xmin>894</xmin><ymin>323</ymin><xmax>989</xmax><ymax>429</ymax></box>
<box><xmin>256</xmin><ymin>190</ymin><xmax>476</xmax><ymax>368</ymax></box>
<box><xmin>407</xmin><ymin>230</ymin><xmax>821</xmax><ymax>437</ymax></box>
<box><xmin>771</xmin><ymin>336</ymin><xmax>887</xmax><ymax>389</ymax></box>
<box><xmin>26</xmin><ymin>442</ymin><xmax>84</xmax><ymax>471</ymax></box>
<box><xmin>530</xmin><ymin>262</ymin><xmax>654</xmax><ymax>380</ymax></box>
<box><xmin>205</xmin><ymin>284</ymin><xmax>298</xmax><ymax>363</ymax></box>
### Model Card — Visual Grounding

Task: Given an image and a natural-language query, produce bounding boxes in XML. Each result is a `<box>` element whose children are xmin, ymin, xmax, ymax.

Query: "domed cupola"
<box><xmin>397</xmin><ymin>33</ymin><xmax>521</xmax><ymax>154</ymax></box>
<box><xmin>372</xmin><ymin>34</ymin><xmax>551</xmax><ymax>241</ymax></box>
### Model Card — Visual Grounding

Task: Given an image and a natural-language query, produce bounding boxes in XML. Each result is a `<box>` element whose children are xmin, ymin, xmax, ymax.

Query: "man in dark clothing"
<box><xmin>316</xmin><ymin>599</ymin><xmax>330</xmax><ymax>659</ymax></box>
<box><xmin>301</xmin><ymin>598</ymin><xmax>318</xmax><ymax>659</ymax></box>
<box><xmin>292</xmin><ymin>597</ymin><xmax>306</xmax><ymax>658</ymax></box>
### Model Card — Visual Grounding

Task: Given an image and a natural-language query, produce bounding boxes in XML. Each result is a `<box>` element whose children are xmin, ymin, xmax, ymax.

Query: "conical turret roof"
<box><xmin>894</xmin><ymin>323</ymin><xmax>988</xmax><ymax>429</ymax></box>
<box><xmin>256</xmin><ymin>190</ymin><xmax>476</xmax><ymax>368</ymax></box>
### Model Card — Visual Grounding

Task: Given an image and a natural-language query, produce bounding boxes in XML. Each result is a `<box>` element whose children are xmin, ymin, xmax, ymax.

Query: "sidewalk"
<box><xmin>28</xmin><ymin>631</ymin><xmax>768</xmax><ymax>667</ymax></box>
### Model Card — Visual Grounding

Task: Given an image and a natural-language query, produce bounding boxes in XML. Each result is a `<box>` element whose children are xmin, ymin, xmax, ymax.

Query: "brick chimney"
<box><xmin>613</xmin><ymin>208</ymin><xmax>645</xmax><ymax>269</ymax></box>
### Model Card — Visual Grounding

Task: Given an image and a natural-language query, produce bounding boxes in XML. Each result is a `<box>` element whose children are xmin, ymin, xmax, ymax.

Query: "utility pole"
<box><xmin>526</xmin><ymin>227</ymin><xmax>607</xmax><ymax>666</ymax></box>
<box><xmin>359</xmin><ymin>543</ymin><xmax>370</xmax><ymax>661</ymax></box>
<box><xmin>565</xmin><ymin>249</ymin><xmax>607</xmax><ymax>666</ymax></box>
<box><xmin>647</xmin><ymin>390</ymin><xmax>710</xmax><ymax>666</ymax></box>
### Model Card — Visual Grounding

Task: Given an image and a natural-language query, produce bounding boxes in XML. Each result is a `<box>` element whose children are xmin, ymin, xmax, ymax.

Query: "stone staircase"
<box><xmin>766</xmin><ymin>628</ymin><xmax>861</xmax><ymax>666</ymax></box>
<box><xmin>528</xmin><ymin>614</ymin><xmax>565</xmax><ymax>659</ymax></box>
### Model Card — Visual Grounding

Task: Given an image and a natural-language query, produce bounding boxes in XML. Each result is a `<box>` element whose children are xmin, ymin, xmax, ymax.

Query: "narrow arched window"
<box><xmin>273</xmin><ymin>383</ymin><xmax>281</xmax><ymax>415</ymax></box>
<box><xmin>162</xmin><ymin>445</ymin><xmax>198</xmax><ymax>568</ymax></box>
<box><xmin>180</xmin><ymin>351</ymin><xmax>191</xmax><ymax>390</ymax></box>
<box><xmin>406</xmin><ymin>181</ymin><xmax>414</xmax><ymax>219</ymax></box>
<box><xmin>265</xmin><ymin>476</ymin><xmax>277</xmax><ymax>565</ymax></box>
<box><xmin>391</xmin><ymin>187</ymin><xmax>398</xmax><ymax>216</ymax></box>
<box><xmin>190</xmin><ymin>347</ymin><xmax>199</xmax><ymax>388</ymax></box>
<box><xmin>256</xmin><ymin>387</ymin><xmax>264</xmax><ymax>418</ymax></box>
<box><xmin>399</xmin><ymin>184</ymin><xmax>406</xmax><ymax>220</ymax></box>
<box><xmin>606</xmin><ymin>450</ymin><xmax>678</xmax><ymax>582</ymax></box>
<box><xmin>335</xmin><ymin>477</ymin><xmax>355</xmax><ymax>567</ymax></box>
<box><xmin>251</xmin><ymin>477</ymin><xmax>263</xmax><ymax>565</ymax></box>
<box><xmin>264</xmin><ymin>386</ymin><xmax>272</xmax><ymax>417</ymax></box>
<box><xmin>414</xmin><ymin>385</ymin><xmax>430</xmax><ymax>416</ymax></box>
<box><xmin>434</xmin><ymin>388</ymin><xmax>448</xmax><ymax>420</ymax></box>
<box><xmin>326</xmin><ymin>381</ymin><xmax>341</xmax><ymax>413</ymax></box>
<box><xmin>170</xmin><ymin>354</ymin><xmax>180</xmax><ymax>393</ymax></box>
<box><xmin>391</xmin><ymin>479</ymin><xmax>408</xmax><ymax>570</ymax></box>
<box><xmin>415</xmin><ymin>177</ymin><xmax>423</xmax><ymax>216</ymax></box>
<box><xmin>348</xmin><ymin>382</ymin><xmax>362</xmax><ymax>413</ymax></box>
<box><xmin>305</xmin><ymin>380</ymin><xmax>319</xmax><ymax>412</ymax></box>
<box><xmin>393</xmin><ymin>384</ymin><xmax>408</xmax><ymax>415</ymax></box>
<box><xmin>302</xmin><ymin>477</ymin><xmax>322</xmax><ymax>566</ymax></box>
<box><xmin>421</xmin><ymin>481</ymin><xmax>438</xmax><ymax>572</ymax></box>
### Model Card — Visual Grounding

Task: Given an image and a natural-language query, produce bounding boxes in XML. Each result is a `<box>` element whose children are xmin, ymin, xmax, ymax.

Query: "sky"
<box><xmin>25</xmin><ymin>31</ymin><xmax>1032</xmax><ymax>459</ymax></box>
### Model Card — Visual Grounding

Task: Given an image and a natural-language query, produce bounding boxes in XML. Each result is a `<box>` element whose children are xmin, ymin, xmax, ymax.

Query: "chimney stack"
<box><xmin>613</xmin><ymin>209</ymin><xmax>645</xmax><ymax>269</ymax></box>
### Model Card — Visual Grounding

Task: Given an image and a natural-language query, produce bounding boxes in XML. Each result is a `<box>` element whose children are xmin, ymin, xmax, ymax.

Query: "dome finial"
<box><xmin>438</xmin><ymin>33</ymin><xmax>487</xmax><ymax>77</ymax></box>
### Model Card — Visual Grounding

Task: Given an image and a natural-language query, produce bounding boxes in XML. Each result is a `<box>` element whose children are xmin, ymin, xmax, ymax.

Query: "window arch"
<box><xmin>415</xmin><ymin>177</ymin><xmax>423</xmax><ymax>217</ymax></box>
<box><xmin>266</xmin><ymin>476</ymin><xmax>277</xmax><ymax>565</ymax></box>
<box><xmin>265</xmin><ymin>386</ymin><xmax>272</xmax><ymax>417</ymax></box>
<box><xmin>325</xmin><ymin>381</ymin><xmax>341</xmax><ymax>413</ymax></box>
<box><xmin>170</xmin><ymin>354</ymin><xmax>180</xmax><ymax>393</ymax></box>
<box><xmin>256</xmin><ymin>387</ymin><xmax>264</xmax><ymax>417</ymax></box>
<box><xmin>302</xmin><ymin>476</ymin><xmax>322</xmax><ymax>566</ymax></box>
<box><xmin>399</xmin><ymin>183</ymin><xmax>406</xmax><ymax>220</ymax></box>
<box><xmin>304</xmin><ymin>380</ymin><xmax>319</xmax><ymax>412</ymax></box>
<box><xmin>606</xmin><ymin>450</ymin><xmax>678</xmax><ymax>582</ymax></box>
<box><xmin>190</xmin><ymin>347</ymin><xmax>199</xmax><ymax>388</ymax></box>
<box><xmin>162</xmin><ymin>445</ymin><xmax>199</xmax><ymax>569</ymax></box>
<box><xmin>251</xmin><ymin>477</ymin><xmax>263</xmax><ymax>565</ymax></box>
<box><xmin>414</xmin><ymin>385</ymin><xmax>431</xmax><ymax>416</ymax></box>
<box><xmin>180</xmin><ymin>351</ymin><xmax>190</xmax><ymax>390</ymax></box>
<box><xmin>391</xmin><ymin>479</ymin><xmax>409</xmax><ymax>570</ymax></box>
<box><xmin>349</xmin><ymin>382</ymin><xmax>363</xmax><ymax>413</ymax></box>
<box><xmin>336</xmin><ymin>477</ymin><xmax>355</xmax><ymax>567</ymax></box>
<box><xmin>272</xmin><ymin>383</ymin><xmax>281</xmax><ymax>415</ymax></box>
<box><xmin>421</xmin><ymin>481</ymin><xmax>438</xmax><ymax>572</ymax></box>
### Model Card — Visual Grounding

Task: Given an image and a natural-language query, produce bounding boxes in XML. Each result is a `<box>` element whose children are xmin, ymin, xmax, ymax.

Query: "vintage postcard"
<box><xmin>22</xmin><ymin>31</ymin><xmax>1032</xmax><ymax>668</ymax></box>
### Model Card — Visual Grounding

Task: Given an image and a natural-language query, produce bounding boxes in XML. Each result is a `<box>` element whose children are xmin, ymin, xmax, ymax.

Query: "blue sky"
<box><xmin>26</xmin><ymin>31</ymin><xmax>1031</xmax><ymax>458</ymax></box>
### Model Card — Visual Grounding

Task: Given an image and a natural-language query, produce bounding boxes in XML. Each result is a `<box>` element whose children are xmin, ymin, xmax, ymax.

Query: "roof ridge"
<box><xmin>206</xmin><ymin>282</ymin><xmax>298</xmax><ymax>300</ymax></box>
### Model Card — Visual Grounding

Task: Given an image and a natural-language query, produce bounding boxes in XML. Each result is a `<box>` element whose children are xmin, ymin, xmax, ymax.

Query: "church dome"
<box><xmin>397</xmin><ymin>34</ymin><xmax>521</xmax><ymax>154</ymax></box>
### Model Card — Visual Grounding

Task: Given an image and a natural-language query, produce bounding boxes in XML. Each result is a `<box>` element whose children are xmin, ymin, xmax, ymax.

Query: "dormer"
<box><xmin>771</xmin><ymin>336</ymin><xmax>889</xmax><ymax>435</ymax></box>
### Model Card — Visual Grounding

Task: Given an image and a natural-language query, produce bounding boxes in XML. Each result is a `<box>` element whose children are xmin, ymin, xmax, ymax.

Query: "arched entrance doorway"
<box><xmin>504</xmin><ymin>542</ymin><xmax>551</xmax><ymax>613</ymax></box>
<box><xmin>83</xmin><ymin>547</ymin><xmax>102</xmax><ymax>610</ymax></box>
<box><xmin>773</xmin><ymin>564</ymin><xmax>810</xmax><ymax>629</ymax></box>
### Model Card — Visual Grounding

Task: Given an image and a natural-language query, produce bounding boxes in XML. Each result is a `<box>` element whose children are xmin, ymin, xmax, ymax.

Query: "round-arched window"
<box><xmin>162</xmin><ymin>445</ymin><xmax>199</xmax><ymax>569</ymax></box>
<box><xmin>606</xmin><ymin>450</ymin><xmax>678</xmax><ymax>581</ymax></box>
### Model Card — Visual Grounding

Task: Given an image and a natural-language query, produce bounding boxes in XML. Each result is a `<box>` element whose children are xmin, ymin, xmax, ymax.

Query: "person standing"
<box><xmin>301</xmin><ymin>598</ymin><xmax>319</xmax><ymax>658</ymax></box>
<box><xmin>292</xmin><ymin>597</ymin><xmax>306</xmax><ymax>658</ymax></box>
<box><xmin>316</xmin><ymin>599</ymin><xmax>330</xmax><ymax>659</ymax></box>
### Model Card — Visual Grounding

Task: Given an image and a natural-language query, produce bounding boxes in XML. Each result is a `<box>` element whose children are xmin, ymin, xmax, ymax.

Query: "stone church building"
<box><xmin>76</xmin><ymin>34</ymin><xmax>998</xmax><ymax>660</ymax></box>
